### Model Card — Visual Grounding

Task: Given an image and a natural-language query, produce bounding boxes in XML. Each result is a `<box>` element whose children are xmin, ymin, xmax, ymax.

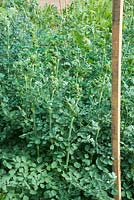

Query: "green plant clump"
<box><xmin>0</xmin><ymin>0</ymin><xmax>134</xmax><ymax>199</ymax></box>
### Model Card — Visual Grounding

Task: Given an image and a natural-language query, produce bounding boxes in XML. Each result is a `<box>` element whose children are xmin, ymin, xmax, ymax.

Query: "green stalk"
<box><xmin>7</xmin><ymin>23</ymin><xmax>10</xmax><ymax>76</ymax></box>
<box><xmin>49</xmin><ymin>87</ymin><xmax>56</xmax><ymax>142</ymax></box>
<box><xmin>95</xmin><ymin>73</ymin><xmax>107</xmax><ymax>146</ymax></box>
<box><xmin>98</xmin><ymin>74</ymin><xmax>107</xmax><ymax>106</ymax></box>
<box><xmin>32</xmin><ymin>105</ymin><xmax>40</xmax><ymax>158</ymax></box>
<box><xmin>49</xmin><ymin>107</ymin><xmax>52</xmax><ymax>139</ymax></box>
<box><xmin>66</xmin><ymin>116</ymin><xmax>75</xmax><ymax>169</ymax></box>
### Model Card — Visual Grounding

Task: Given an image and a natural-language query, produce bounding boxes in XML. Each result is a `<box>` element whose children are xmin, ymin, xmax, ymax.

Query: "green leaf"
<box><xmin>3</xmin><ymin>160</ymin><xmax>12</xmax><ymax>169</ymax></box>
<box><xmin>74</xmin><ymin>162</ymin><xmax>81</xmax><ymax>169</ymax></box>
<box><xmin>50</xmin><ymin>145</ymin><xmax>54</xmax><ymax>150</ymax></box>
<box><xmin>23</xmin><ymin>196</ymin><xmax>29</xmax><ymax>200</ymax></box>
<box><xmin>40</xmin><ymin>183</ymin><xmax>45</xmax><ymax>188</ymax></box>
<box><xmin>9</xmin><ymin>169</ymin><xmax>15</xmax><ymax>176</ymax></box>
<box><xmin>30</xmin><ymin>190</ymin><xmax>37</xmax><ymax>195</ymax></box>
<box><xmin>51</xmin><ymin>161</ymin><xmax>57</xmax><ymax>169</ymax></box>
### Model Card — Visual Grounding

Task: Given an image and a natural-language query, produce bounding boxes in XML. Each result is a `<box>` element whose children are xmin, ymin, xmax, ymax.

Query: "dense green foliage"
<box><xmin>0</xmin><ymin>0</ymin><xmax>133</xmax><ymax>199</ymax></box>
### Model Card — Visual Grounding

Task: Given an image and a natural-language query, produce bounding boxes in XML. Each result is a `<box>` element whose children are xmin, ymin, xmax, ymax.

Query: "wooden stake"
<box><xmin>112</xmin><ymin>0</ymin><xmax>124</xmax><ymax>200</ymax></box>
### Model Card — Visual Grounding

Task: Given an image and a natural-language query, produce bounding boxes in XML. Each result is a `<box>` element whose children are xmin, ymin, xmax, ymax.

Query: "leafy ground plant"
<box><xmin>0</xmin><ymin>0</ymin><xmax>134</xmax><ymax>199</ymax></box>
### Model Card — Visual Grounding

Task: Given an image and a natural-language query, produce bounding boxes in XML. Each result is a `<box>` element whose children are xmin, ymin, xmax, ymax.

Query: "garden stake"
<box><xmin>112</xmin><ymin>0</ymin><xmax>124</xmax><ymax>200</ymax></box>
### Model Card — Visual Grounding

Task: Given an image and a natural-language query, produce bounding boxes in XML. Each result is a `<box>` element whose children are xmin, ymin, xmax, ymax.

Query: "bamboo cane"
<box><xmin>112</xmin><ymin>0</ymin><xmax>124</xmax><ymax>200</ymax></box>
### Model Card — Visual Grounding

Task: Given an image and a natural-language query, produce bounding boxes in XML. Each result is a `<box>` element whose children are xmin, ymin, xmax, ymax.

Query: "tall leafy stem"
<box><xmin>31</xmin><ymin>102</ymin><xmax>40</xmax><ymax>158</ymax></box>
<box><xmin>49</xmin><ymin>57</ymin><xmax>60</xmax><ymax>141</ymax></box>
<box><xmin>66</xmin><ymin>73</ymin><xmax>82</xmax><ymax>169</ymax></box>
<box><xmin>6</xmin><ymin>20</ymin><xmax>10</xmax><ymax>76</ymax></box>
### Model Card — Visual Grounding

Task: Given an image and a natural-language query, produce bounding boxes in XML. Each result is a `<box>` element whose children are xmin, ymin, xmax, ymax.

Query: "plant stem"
<box><xmin>49</xmin><ymin>108</ymin><xmax>52</xmax><ymax>138</ymax></box>
<box><xmin>98</xmin><ymin>74</ymin><xmax>107</xmax><ymax>106</ymax></box>
<box><xmin>7</xmin><ymin>23</ymin><xmax>10</xmax><ymax>76</ymax></box>
<box><xmin>66</xmin><ymin>116</ymin><xmax>75</xmax><ymax>169</ymax></box>
<box><xmin>95</xmin><ymin>74</ymin><xmax>107</xmax><ymax>146</ymax></box>
<box><xmin>33</xmin><ymin>105</ymin><xmax>40</xmax><ymax>158</ymax></box>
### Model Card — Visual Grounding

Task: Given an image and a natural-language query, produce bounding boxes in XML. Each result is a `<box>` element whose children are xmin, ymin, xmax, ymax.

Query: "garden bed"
<box><xmin>0</xmin><ymin>0</ymin><xmax>134</xmax><ymax>199</ymax></box>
